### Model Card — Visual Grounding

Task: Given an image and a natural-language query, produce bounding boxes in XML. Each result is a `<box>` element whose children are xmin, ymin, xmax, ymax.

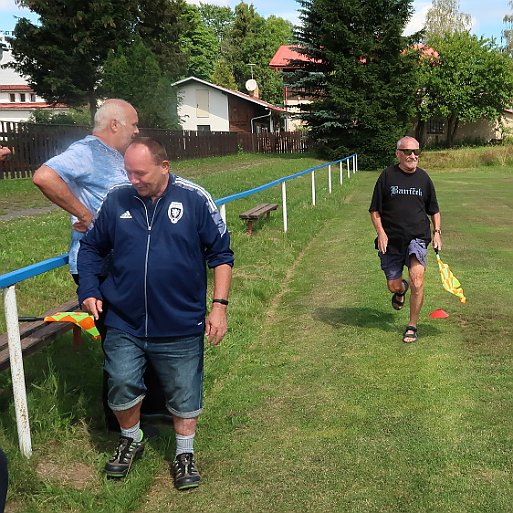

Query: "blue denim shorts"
<box><xmin>103</xmin><ymin>328</ymin><xmax>204</xmax><ymax>418</ymax></box>
<box><xmin>379</xmin><ymin>238</ymin><xmax>427</xmax><ymax>280</ymax></box>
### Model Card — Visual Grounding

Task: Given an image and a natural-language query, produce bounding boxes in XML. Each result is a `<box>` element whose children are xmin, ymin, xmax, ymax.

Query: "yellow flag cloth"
<box><xmin>436</xmin><ymin>253</ymin><xmax>467</xmax><ymax>304</ymax></box>
<box><xmin>43</xmin><ymin>312</ymin><xmax>101</xmax><ymax>340</ymax></box>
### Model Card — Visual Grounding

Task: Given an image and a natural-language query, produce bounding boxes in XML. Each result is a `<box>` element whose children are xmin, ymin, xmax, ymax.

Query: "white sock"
<box><xmin>121</xmin><ymin>422</ymin><xmax>142</xmax><ymax>442</ymax></box>
<box><xmin>176</xmin><ymin>433</ymin><xmax>195</xmax><ymax>456</ymax></box>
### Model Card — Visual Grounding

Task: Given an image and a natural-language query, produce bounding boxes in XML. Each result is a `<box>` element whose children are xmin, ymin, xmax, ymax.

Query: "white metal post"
<box><xmin>339</xmin><ymin>161</ymin><xmax>343</xmax><ymax>185</ymax></box>
<box><xmin>311</xmin><ymin>170</ymin><xmax>316</xmax><ymax>206</ymax></box>
<box><xmin>347</xmin><ymin>159</ymin><xmax>351</xmax><ymax>179</ymax></box>
<box><xmin>352</xmin><ymin>155</ymin><xmax>355</xmax><ymax>174</ymax></box>
<box><xmin>220</xmin><ymin>204</ymin><xmax>226</xmax><ymax>225</ymax></box>
<box><xmin>281</xmin><ymin>182</ymin><xmax>288</xmax><ymax>233</ymax></box>
<box><xmin>355</xmin><ymin>154</ymin><xmax>358</xmax><ymax>173</ymax></box>
<box><xmin>328</xmin><ymin>164</ymin><xmax>332</xmax><ymax>194</ymax></box>
<box><xmin>3</xmin><ymin>286</ymin><xmax>32</xmax><ymax>458</ymax></box>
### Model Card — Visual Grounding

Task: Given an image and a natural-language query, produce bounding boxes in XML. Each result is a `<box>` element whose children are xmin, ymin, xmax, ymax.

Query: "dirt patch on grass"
<box><xmin>35</xmin><ymin>459</ymin><xmax>97</xmax><ymax>490</ymax></box>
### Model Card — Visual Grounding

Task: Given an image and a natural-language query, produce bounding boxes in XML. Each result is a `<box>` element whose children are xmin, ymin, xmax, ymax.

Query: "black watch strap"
<box><xmin>212</xmin><ymin>298</ymin><xmax>229</xmax><ymax>306</ymax></box>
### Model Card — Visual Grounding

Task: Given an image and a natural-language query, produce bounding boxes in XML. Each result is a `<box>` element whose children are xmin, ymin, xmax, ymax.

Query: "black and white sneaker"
<box><xmin>104</xmin><ymin>435</ymin><xmax>145</xmax><ymax>478</ymax></box>
<box><xmin>172</xmin><ymin>452</ymin><xmax>201</xmax><ymax>490</ymax></box>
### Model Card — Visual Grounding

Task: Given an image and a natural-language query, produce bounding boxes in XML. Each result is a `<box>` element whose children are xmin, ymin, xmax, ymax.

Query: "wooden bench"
<box><xmin>239</xmin><ymin>203</ymin><xmax>279</xmax><ymax>235</ymax></box>
<box><xmin>0</xmin><ymin>298</ymin><xmax>82</xmax><ymax>371</ymax></box>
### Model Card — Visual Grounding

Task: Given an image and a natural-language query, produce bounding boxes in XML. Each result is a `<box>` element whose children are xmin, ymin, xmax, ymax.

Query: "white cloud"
<box><xmin>404</xmin><ymin>1</ymin><xmax>431</xmax><ymax>36</ymax></box>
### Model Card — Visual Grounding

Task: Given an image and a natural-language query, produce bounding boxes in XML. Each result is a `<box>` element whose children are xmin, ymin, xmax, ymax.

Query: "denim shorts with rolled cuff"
<box><xmin>378</xmin><ymin>238</ymin><xmax>427</xmax><ymax>281</ymax></box>
<box><xmin>103</xmin><ymin>328</ymin><xmax>204</xmax><ymax>418</ymax></box>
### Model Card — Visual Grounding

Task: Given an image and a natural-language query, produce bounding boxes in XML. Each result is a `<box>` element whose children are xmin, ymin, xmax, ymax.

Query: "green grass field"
<box><xmin>1</xmin><ymin>150</ymin><xmax>513</xmax><ymax>512</ymax></box>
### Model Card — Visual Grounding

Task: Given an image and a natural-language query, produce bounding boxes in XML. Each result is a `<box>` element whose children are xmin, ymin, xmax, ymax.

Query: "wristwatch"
<box><xmin>434</xmin><ymin>229</ymin><xmax>442</xmax><ymax>235</ymax></box>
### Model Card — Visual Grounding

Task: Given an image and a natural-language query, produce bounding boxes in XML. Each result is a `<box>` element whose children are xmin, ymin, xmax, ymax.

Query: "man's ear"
<box><xmin>161</xmin><ymin>160</ymin><xmax>170</xmax><ymax>174</ymax></box>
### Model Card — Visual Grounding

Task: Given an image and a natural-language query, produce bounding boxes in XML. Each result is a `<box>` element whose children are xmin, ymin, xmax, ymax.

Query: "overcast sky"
<box><xmin>0</xmin><ymin>0</ymin><xmax>510</xmax><ymax>43</ymax></box>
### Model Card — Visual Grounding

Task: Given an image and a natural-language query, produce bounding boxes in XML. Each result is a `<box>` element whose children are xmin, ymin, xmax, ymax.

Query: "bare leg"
<box><xmin>114</xmin><ymin>402</ymin><xmax>142</xmax><ymax>429</ymax></box>
<box><xmin>405</xmin><ymin>255</ymin><xmax>425</xmax><ymax>342</ymax></box>
<box><xmin>173</xmin><ymin>416</ymin><xmax>198</xmax><ymax>436</ymax></box>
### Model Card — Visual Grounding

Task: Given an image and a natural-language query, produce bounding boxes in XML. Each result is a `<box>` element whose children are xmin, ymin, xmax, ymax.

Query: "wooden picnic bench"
<box><xmin>239</xmin><ymin>203</ymin><xmax>279</xmax><ymax>235</ymax></box>
<box><xmin>0</xmin><ymin>298</ymin><xmax>82</xmax><ymax>371</ymax></box>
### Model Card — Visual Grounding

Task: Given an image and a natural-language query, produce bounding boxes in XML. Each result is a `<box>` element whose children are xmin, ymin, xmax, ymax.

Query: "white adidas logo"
<box><xmin>120</xmin><ymin>210</ymin><xmax>132</xmax><ymax>219</ymax></box>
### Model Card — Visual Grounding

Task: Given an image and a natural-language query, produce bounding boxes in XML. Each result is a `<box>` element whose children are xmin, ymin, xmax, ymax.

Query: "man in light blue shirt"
<box><xmin>33</xmin><ymin>99</ymin><xmax>138</xmax><ymax>276</ymax></box>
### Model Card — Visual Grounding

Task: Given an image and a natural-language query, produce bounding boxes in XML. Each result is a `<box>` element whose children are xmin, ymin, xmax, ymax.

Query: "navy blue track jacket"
<box><xmin>77</xmin><ymin>175</ymin><xmax>234</xmax><ymax>338</ymax></box>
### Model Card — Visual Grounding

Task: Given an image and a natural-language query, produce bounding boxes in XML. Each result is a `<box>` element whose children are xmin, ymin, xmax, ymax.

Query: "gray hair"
<box><xmin>93</xmin><ymin>99</ymin><xmax>134</xmax><ymax>132</ymax></box>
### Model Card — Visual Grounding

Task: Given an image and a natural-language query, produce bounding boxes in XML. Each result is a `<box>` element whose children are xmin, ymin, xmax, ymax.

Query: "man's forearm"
<box><xmin>33</xmin><ymin>165</ymin><xmax>91</xmax><ymax>221</ymax></box>
<box><xmin>212</xmin><ymin>264</ymin><xmax>232</xmax><ymax>301</ymax></box>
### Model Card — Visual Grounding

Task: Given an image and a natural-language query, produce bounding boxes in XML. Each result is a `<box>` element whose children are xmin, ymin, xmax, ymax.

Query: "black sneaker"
<box><xmin>172</xmin><ymin>452</ymin><xmax>201</xmax><ymax>490</ymax></box>
<box><xmin>104</xmin><ymin>435</ymin><xmax>145</xmax><ymax>478</ymax></box>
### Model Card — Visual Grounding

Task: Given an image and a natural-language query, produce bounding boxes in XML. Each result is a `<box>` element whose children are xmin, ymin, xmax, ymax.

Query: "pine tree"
<box><xmin>287</xmin><ymin>0</ymin><xmax>419</xmax><ymax>168</ymax></box>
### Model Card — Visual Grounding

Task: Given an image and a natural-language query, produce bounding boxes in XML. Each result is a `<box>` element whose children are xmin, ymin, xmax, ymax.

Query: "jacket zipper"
<box><xmin>135</xmin><ymin>196</ymin><xmax>162</xmax><ymax>337</ymax></box>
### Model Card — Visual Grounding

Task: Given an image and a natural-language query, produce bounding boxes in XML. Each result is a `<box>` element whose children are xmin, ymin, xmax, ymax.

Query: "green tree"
<box><xmin>223</xmin><ymin>2</ymin><xmax>292</xmax><ymax>104</ymax></box>
<box><xmin>8</xmin><ymin>0</ymin><xmax>188</xmax><ymax>123</ymax></box>
<box><xmin>424</xmin><ymin>0</ymin><xmax>471</xmax><ymax>39</ymax></box>
<box><xmin>210</xmin><ymin>59</ymin><xmax>238</xmax><ymax>89</ymax></box>
<box><xmin>287</xmin><ymin>0</ymin><xmax>418</xmax><ymax>168</ymax></box>
<box><xmin>101</xmin><ymin>38</ymin><xmax>180</xmax><ymax>129</ymax></box>
<box><xmin>134</xmin><ymin>0</ymin><xmax>188</xmax><ymax>79</ymax></box>
<box><xmin>182</xmin><ymin>5</ymin><xmax>219</xmax><ymax>80</ymax></box>
<box><xmin>416</xmin><ymin>32</ymin><xmax>513</xmax><ymax>147</ymax></box>
<box><xmin>9</xmin><ymin>0</ymin><xmax>134</xmax><ymax>121</ymax></box>
<box><xmin>28</xmin><ymin>107</ymin><xmax>90</xmax><ymax>125</ymax></box>
<box><xmin>198</xmin><ymin>3</ymin><xmax>234</xmax><ymax>44</ymax></box>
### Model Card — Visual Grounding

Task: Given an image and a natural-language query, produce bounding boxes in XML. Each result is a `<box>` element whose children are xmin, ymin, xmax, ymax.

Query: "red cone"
<box><xmin>429</xmin><ymin>309</ymin><xmax>449</xmax><ymax>319</ymax></box>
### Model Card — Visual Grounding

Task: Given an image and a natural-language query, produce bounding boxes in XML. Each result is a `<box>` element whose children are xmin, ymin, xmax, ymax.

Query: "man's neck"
<box><xmin>398</xmin><ymin>163</ymin><xmax>417</xmax><ymax>174</ymax></box>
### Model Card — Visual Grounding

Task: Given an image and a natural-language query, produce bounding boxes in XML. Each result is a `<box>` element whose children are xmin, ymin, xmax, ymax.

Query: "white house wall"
<box><xmin>176</xmin><ymin>83</ymin><xmax>230</xmax><ymax>132</ymax></box>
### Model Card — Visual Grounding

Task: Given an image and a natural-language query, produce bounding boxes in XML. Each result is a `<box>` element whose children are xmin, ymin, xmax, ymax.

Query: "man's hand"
<box><xmin>205</xmin><ymin>303</ymin><xmax>227</xmax><ymax>346</ymax></box>
<box><xmin>81</xmin><ymin>297</ymin><xmax>103</xmax><ymax>320</ymax></box>
<box><xmin>73</xmin><ymin>210</ymin><xmax>94</xmax><ymax>232</ymax></box>
<box><xmin>432</xmin><ymin>232</ymin><xmax>442</xmax><ymax>252</ymax></box>
<box><xmin>377</xmin><ymin>232</ymin><xmax>388</xmax><ymax>254</ymax></box>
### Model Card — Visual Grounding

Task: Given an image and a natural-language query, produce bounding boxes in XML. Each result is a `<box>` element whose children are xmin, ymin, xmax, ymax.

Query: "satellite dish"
<box><xmin>245</xmin><ymin>79</ymin><xmax>257</xmax><ymax>92</ymax></box>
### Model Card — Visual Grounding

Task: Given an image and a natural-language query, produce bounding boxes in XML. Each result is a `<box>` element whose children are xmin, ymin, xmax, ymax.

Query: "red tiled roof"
<box><xmin>0</xmin><ymin>102</ymin><xmax>65</xmax><ymax>109</ymax></box>
<box><xmin>0</xmin><ymin>84</ymin><xmax>33</xmax><ymax>91</ymax></box>
<box><xmin>269</xmin><ymin>45</ymin><xmax>314</xmax><ymax>69</ymax></box>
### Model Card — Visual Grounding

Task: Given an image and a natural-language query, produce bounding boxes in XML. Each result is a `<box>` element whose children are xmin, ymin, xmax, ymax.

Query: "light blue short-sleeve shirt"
<box><xmin>44</xmin><ymin>135</ymin><xmax>129</xmax><ymax>273</ymax></box>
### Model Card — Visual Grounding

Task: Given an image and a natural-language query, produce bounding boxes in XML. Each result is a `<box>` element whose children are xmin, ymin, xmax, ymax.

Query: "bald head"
<box><xmin>396</xmin><ymin>136</ymin><xmax>419</xmax><ymax>149</ymax></box>
<box><xmin>92</xmin><ymin>99</ymin><xmax>139</xmax><ymax>154</ymax></box>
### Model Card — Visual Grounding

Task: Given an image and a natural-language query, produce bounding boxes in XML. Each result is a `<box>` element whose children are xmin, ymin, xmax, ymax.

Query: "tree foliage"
<box><xmin>9</xmin><ymin>0</ymin><xmax>188</xmax><ymax>124</ymax></box>
<box><xmin>198</xmin><ymin>3</ymin><xmax>234</xmax><ymax>44</ymax></box>
<box><xmin>287</xmin><ymin>0</ymin><xmax>418</xmax><ymax>168</ymax></box>
<box><xmin>9</xmin><ymin>0</ymin><xmax>134</xmax><ymax>120</ymax></box>
<box><xmin>423</xmin><ymin>0</ymin><xmax>471</xmax><ymax>40</ymax></box>
<box><xmin>101</xmin><ymin>38</ymin><xmax>180</xmax><ymax>129</ymax></box>
<box><xmin>182</xmin><ymin>5</ymin><xmax>219</xmax><ymax>80</ymax></box>
<box><xmin>222</xmin><ymin>2</ymin><xmax>292</xmax><ymax>104</ymax></box>
<box><xmin>416</xmin><ymin>33</ymin><xmax>513</xmax><ymax>147</ymax></box>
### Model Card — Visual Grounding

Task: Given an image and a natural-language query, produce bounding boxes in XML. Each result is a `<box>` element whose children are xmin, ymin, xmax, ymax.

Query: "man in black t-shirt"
<box><xmin>369</xmin><ymin>136</ymin><xmax>442</xmax><ymax>343</ymax></box>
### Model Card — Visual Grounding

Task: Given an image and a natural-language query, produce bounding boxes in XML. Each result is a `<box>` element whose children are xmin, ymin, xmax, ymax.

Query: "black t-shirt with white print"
<box><xmin>369</xmin><ymin>164</ymin><xmax>439</xmax><ymax>255</ymax></box>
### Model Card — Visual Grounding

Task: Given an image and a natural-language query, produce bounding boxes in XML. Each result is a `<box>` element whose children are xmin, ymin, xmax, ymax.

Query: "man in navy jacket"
<box><xmin>78</xmin><ymin>137</ymin><xmax>234</xmax><ymax>490</ymax></box>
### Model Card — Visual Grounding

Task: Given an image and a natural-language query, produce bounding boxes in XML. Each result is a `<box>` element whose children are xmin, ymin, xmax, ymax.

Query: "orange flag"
<box><xmin>43</xmin><ymin>312</ymin><xmax>101</xmax><ymax>340</ymax></box>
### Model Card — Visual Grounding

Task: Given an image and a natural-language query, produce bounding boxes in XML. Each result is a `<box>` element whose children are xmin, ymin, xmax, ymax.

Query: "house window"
<box><xmin>19</xmin><ymin>93</ymin><xmax>26</xmax><ymax>102</ymax></box>
<box><xmin>196</xmin><ymin>90</ymin><xmax>209</xmax><ymax>118</ymax></box>
<box><xmin>427</xmin><ymin>118</ymin><xmax>445</xmax><ymax>134</ymax></box>
<box><xmin>197</xmin><ymin>125</ymin><xmax>211</xmax><ymax>132</ymax></box>
<box><xmin>30</xmin><ymin>93</ymin><xmax>36</xmax><ymax>102</ymax></box>
<box><xmin>9</xmin><ymin>93</ymin><xmax>15</xmax><ymax>102</ymax></box>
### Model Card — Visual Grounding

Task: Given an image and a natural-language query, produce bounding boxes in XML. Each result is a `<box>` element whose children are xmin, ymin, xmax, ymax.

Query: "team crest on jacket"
<box><xmin>168</xmin><ymin>202</ymin><xmax>184</xmax><ymax>224</ymax></box>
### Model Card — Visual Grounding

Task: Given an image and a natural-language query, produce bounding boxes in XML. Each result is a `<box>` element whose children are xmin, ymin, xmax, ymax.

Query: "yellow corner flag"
<box><xmin>435</xmin><ymin>251</ymin><xmax>467</xmax><ymax>304</ymax></box>
<box><xmin>43</xmin><ymin>312</ymin><xmax>101</xmax><ymax>340</ymax></box>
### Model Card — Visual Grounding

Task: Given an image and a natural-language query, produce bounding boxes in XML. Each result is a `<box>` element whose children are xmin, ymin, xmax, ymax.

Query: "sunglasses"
<box><xmin>398</xmin><ymin>148</ymin><xmax>421</xmax><ymax>156</ymax></box>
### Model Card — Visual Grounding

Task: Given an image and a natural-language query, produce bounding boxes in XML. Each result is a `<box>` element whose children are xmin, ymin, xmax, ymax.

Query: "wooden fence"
<box><xmin>0</xmin><ymin>122</ymin><xmax>310</xmax><ymax>179</ymax></box>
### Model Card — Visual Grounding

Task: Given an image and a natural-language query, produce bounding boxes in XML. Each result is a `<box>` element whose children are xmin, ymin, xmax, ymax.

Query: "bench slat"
<box><xmin>239</xmin><ymin>203</ymin><xmax>278</xmax><ymax>220</ymax></box>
